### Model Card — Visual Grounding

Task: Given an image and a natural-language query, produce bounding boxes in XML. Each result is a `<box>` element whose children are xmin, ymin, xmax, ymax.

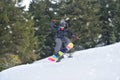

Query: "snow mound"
<box><xmin>1</xmin><ymin>42</ymin><xmax>120</xmax><ymax>80</ymax></box>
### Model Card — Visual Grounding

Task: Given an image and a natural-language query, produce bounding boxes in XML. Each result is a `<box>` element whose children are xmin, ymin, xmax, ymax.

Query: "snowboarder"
<box><xmin>50</xmin><ymin>19</ymin><xmax>79</xmax><ymax>62</ymax></box>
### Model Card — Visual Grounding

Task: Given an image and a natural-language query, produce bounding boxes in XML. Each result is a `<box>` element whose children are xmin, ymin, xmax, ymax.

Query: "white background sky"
<box><xmin>22</xmin><ymin>0</ymin><xmax>32</xmax><ymax>11</ymax></box>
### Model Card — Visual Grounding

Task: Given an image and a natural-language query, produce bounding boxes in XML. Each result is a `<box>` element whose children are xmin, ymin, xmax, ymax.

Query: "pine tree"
<box><xmin>99</xmin><ymin>0</ymin><xmax>118</xmax><ymax>45</ymax></box>
<box><xmin>29</xmin><ymin>0</ymin><xmax>52</xmax><ymax>57</ymax></box>
<box><xmin>112</xmin><ymin>0</ymin><xmax>120</xmax><ymax>42</ymax></box>
<box><xmin>58</xmin><ymin>0</ymin><xmax>102</xmax><ymax>48</ymax></box>
<box><xmin>0</xmin><ymin>0</ymin><xmax>39</xmax><ymax>63</ymax></box>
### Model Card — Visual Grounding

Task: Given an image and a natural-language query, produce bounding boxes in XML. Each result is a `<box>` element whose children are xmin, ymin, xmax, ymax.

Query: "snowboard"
<box><xmin>48</xmin><ymin>50</ymin><xmax>64</xmax><ymax>62</ymax></box>
<box><xmin>48</xmin><ymin>42</ymin><xmax>74</xmax><ymax>62</ymax></box>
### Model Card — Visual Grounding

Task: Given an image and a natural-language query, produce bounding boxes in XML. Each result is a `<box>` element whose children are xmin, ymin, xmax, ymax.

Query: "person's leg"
<box><xmin>54</xmin><ymin>38</ymin><xmax>62</xmax><ymax>56</ymax></box>
<box><xmin>62</xmin><ymin>37</ymin><xmax>74</xmax><ymax>58</ymax></box>
<box><xmin>53</xmin><ymin>38</ymin><xmax>66</xmax><ymax>62</ymax></box>
<box><xmin>63</xmin><ymin>37</ymin><xmax>72</xmax><ymax>52</ymax></box>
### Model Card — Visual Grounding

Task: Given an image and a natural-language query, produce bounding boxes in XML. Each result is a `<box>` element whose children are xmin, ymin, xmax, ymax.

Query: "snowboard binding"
<box><xmin>48</xmin><ymin>43</ymin><xmax>74</xmax><ymax>62</ymax></box>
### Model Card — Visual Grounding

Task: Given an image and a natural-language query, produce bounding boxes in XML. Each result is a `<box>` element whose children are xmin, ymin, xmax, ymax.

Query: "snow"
<box><xmin>49</xmin><ymin>0</ymin><xmax>60</xmax><ymax>4</ymax></box>
<box><xmin>1</xmin><ymin>42</ymin><xmax>120</xmax><ymax>80</ymax></box>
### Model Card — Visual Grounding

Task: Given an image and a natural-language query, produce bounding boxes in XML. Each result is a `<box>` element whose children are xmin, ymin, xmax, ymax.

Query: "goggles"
<box><xmin>60</xmin><ymin>27</ymin><xmax>64</xmax><ymax>31</ymax></box>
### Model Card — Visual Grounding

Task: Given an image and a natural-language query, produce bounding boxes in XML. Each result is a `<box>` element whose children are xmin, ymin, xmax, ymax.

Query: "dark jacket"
<box><xmin>51</xmin><ymin>22</ymin><xmax>75</xmax><ymax>39</ymax></box>
<box><xmin>55</xmin><ymin>29</ymin><xmax>74</xmax><ymax>39</ymax></box>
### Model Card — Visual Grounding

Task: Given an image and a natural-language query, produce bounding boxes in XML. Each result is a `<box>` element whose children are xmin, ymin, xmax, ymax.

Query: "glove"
<box><xmin>74</xmin><ymin>36</ymin><xmax>79</xmax><ymax>40</ymax></box>
<box><xmin>72</xmin><ymin>35</ymin><xmax>79</xmax><ymax>40</ymax></box>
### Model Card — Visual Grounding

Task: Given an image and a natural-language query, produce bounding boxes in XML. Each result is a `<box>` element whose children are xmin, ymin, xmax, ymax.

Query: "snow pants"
<box><xmin>54</xmin><ymin>37</ymin><xmax>71</xmax><ymax>55</ymax></box>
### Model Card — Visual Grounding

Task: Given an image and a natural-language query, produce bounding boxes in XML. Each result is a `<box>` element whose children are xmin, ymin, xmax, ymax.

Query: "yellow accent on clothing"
<box><xmin>58</xmin><ymin>51</ymin><xmax>64</xmax><ymax>56</ymax></box>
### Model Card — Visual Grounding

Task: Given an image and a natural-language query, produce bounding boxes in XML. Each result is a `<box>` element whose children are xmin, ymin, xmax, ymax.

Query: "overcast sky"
<box><xmin>22</xmin><ymin>0</ymin><xmax>32</xmax><ymax>11</ymax></box>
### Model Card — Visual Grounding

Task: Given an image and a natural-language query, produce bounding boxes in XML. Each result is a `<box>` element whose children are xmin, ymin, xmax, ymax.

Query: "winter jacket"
<box><xmin>51</xmin><ymin>22</ymin><xmax>75</xmax><ymax>39</ymax></box>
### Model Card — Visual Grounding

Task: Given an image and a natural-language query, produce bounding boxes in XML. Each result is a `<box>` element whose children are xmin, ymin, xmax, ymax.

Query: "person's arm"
<box><xmin>66</xmin><ymin>30</ymin><xmax>74</xmax><ymax>37</ymax></box>
<box><xmin>66</xmin><ymin>29</ymin><xmax>79</xmax><ymax>40</ymax></box>
<box><xmin>51</xmin><ymin>22</ymin><xmax>56</xmax><ymax>31</ymax></box>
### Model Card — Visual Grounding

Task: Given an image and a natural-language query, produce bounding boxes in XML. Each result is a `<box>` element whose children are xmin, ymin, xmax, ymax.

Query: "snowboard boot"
<box><xmin>56</xmin><ymin>50</ymin><xmax>64</xmax><ymax>62</ymax></box>
<box><xmin>56</xmin><ymin>55</ymin><xmax>64</xmax><ymax>62</ymax></box>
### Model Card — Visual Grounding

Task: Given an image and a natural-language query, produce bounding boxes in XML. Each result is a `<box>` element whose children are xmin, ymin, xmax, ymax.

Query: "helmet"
<box><xmin>60</xmin><ymin>19</ymin><xmax>68</xmax><ymax>28</ymax></box>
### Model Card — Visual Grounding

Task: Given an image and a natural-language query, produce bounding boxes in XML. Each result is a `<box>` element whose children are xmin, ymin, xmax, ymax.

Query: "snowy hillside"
<box><xmin>1</xmin><ymin>42</ymin><xmax>120</xmax><ymax>80</ymax></box>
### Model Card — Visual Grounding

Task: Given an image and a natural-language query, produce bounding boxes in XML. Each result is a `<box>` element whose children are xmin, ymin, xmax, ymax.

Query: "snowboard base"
<box><xmin>48</xmin><ymin>55</ymin><xmax>58</xmax><ymax>62</ymax></box>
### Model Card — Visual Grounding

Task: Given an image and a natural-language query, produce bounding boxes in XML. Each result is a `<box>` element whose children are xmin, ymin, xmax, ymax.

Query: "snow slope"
<box><xmin>1</xmin><ymin>42</ymin><xmax>120</xmax><ymax>80</ymax></box>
